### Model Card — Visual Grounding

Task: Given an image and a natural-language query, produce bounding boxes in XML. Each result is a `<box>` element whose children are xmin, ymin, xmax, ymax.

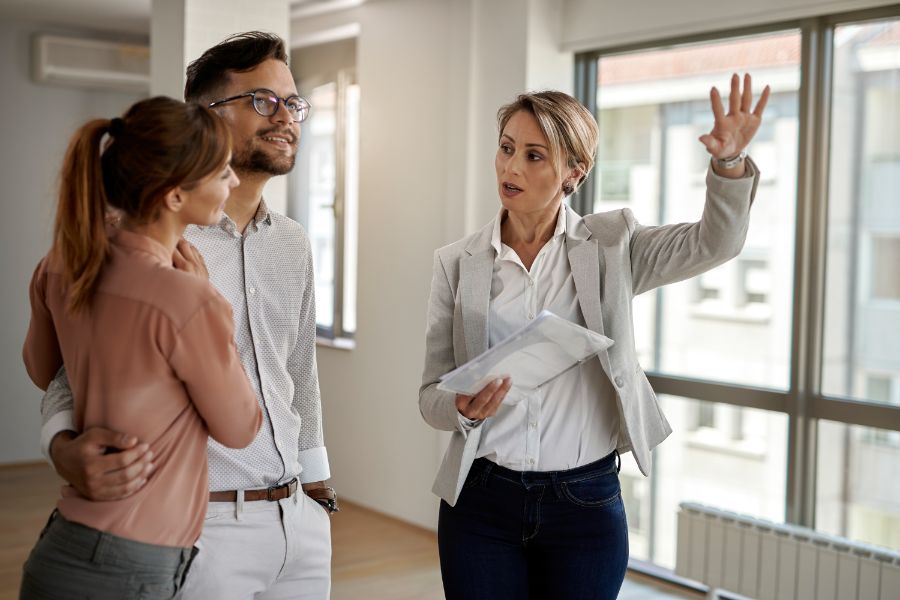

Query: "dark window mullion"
<box><xmin>647</xmin><ymin>373</ymin><xmax>789</xmax><ymax>413</ymax></box>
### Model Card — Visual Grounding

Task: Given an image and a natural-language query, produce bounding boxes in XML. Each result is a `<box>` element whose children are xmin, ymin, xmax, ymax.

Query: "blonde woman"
<box><xmin>420</xmin><ymin>75</ymin><xmax>769</xmax><ymax>599</ymax></box>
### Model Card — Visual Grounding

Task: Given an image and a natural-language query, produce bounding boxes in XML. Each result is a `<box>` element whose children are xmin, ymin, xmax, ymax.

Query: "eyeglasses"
<box><xmin>208</xmin><ymin>88</ymin><xmax>311</xmax><ymax>123</ymax></box>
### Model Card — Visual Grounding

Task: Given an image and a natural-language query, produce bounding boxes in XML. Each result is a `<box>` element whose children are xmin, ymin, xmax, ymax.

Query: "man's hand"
<box><xmin>49</xmin><ymin>428</ymin><xmax>154</xmax><ymax>501</ymax></box>
<box><xmin>173</xmin><ymin>239</ymin><xmax>209</xmax><ymax>279</ymax></box>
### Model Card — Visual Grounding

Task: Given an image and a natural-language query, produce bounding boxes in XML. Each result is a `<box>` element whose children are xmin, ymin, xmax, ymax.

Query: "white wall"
<box><xmin>0</xmin><ymin>20</ymin><xmax>143</xmax><ymax>463</ymax></box>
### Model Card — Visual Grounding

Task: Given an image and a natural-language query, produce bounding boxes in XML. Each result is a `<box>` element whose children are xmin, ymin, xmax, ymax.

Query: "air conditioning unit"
<box><xmin>32</xmin><ymin>34</ymin><xmax>149</xmax><ymax>93</ymax></box>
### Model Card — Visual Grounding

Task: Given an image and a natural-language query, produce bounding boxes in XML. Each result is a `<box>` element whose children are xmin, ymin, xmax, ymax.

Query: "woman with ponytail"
<box><xmin>20</xmin><ymin>96</ymin><xmax>263</xmax><ymax>599</ymax></box>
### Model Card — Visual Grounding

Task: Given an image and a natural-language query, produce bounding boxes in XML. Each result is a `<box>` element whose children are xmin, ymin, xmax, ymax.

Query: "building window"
<box><xmin>575</xmin><ymin>6</ymin><xmax>900</xmax><ymax>577</ymax></box>
<box><xmin>822</xmin><ymin>18</ymin><xmax>900</xmax><ymax>406</ymax></box>
<box><xmin>871</xmin><ymin>236</ymin><xmax>900</xmax><ymax>301</ymax></box>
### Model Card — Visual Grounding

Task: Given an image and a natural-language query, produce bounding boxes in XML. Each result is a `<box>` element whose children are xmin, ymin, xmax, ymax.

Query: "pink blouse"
<box><xmin>23</xmin><ymin>228</ymin><xmax>262</xmax><ymax>547</ymax></box>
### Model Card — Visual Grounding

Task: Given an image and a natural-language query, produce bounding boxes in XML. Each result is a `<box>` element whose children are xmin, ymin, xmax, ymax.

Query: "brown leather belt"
<box><xmin>209</xmin><ymin>477</ymin><xmax>299</xmax><ymax>502</ymax></box>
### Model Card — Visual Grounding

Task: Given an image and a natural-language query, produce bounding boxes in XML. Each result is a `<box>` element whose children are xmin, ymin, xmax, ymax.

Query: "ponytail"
<box><xmin>53</xmin><ymin>119</ymin><xmax>112</xmax><ymax>314</ymax></box>
<box><xmin>51</xmin><ymin>98</ymin><xmax>232</xmax><ymax>313</ymax></box>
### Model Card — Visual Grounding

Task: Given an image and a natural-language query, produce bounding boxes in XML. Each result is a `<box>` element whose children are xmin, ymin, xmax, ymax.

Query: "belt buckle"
<box><xmin>266</xmin><ymin>477</ymin><xmax>298</xmax><ymax>501</ymax></box>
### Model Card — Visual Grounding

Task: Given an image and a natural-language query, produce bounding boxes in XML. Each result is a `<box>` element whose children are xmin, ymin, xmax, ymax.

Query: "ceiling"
<box><xmin>0</xmin><ymin>0</ymin><xmax>356</xmax><ymax>35</ymax></box>
<box><xmin>0</xmin><ymin>0</ymin><xmax>152</xmax><ymax>34</ymax></box>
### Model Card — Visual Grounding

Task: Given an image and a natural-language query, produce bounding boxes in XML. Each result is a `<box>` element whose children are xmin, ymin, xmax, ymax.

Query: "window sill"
<box><xmin>685</xmin><ymin>430</ymin><xmax>766</xmax><ymax>460</ymax></box>
<box><xmin>690</xmin><ymin>303</ymin><xmax>771</xmax><ymax>324</ymax></box>
<box><xmin>316</xmin><ymin>336</ymin><xmax>356</xmax><ymax>351</ymax></box>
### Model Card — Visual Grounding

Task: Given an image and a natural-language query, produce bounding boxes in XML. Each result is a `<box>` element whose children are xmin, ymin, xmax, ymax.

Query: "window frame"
<box><xmin>320</xmin><ymin>67</ymin><xmax>357</xmax><ymax>343</ymax></box>
<box><xmin>573</xmin><ymin>1</ymin><xmax>900</xmax><ymax>581</ymax></box>
<box><xmin>290</xmin><ymin>67</ymin><xmax>358</xmax><ymax>344</ymax></box>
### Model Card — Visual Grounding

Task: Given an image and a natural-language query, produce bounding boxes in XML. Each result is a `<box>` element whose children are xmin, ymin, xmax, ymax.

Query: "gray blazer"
<box><xmin>420</xmin><ymin>160</ymin><xmax>760</xmax><ymax>506</ymax></box>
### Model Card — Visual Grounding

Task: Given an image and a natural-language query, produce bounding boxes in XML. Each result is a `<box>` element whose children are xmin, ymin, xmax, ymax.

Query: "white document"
<box><xmin>437</xmin><ymin>310</ymin><xmax>614</xmax><ymax>396</ymax></box>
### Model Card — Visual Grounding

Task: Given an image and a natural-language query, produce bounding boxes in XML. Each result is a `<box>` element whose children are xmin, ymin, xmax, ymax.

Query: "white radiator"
<box><xmin>675</xmin><ymin>502</ymin><xmax>900</xmax><ymax>600</ymax></box>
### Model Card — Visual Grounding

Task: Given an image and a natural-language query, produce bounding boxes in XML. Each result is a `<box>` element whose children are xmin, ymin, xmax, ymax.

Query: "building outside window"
<box><xmin>575</xmin><ymin>8</ymin><xmax>900</xmax><ymax>573</ymax></box>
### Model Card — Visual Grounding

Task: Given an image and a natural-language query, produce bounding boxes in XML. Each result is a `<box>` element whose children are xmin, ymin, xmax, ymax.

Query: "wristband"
<box><xmin>714</xmin><ymin>150</ymin><xmax>747</xmax><ymax>170</ymax></box>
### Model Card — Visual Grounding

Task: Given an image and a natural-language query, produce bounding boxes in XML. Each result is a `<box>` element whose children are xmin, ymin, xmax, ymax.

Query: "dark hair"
<box><xmin>184</xmin><ymin>31</ymin><xmax>288</xmax><ymax>103</ymax></box>
<box><xmin>55</xmin><ymin>96</ymin><xmax>232</xmax><ymax>313</ymax></box>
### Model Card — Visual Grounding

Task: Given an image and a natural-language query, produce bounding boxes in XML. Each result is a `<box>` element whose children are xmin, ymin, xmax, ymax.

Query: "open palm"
<box><xmin>699</xmin><ymin>73</ymin><xmax>771</xmax><ymax>159</ymax></box>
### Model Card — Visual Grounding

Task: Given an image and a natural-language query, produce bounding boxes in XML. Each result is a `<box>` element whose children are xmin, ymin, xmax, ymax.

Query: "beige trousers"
<box><xmin>177</xmin><ymin>491</ymin><xmax>332</xmax><ymax>599</ymax></box>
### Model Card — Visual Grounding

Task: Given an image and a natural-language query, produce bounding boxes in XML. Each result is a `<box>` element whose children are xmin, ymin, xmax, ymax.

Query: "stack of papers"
<box><xmin>437</xmin><ymin>310</ymin><xmax>613</xmax><ymax>396</ymax></box>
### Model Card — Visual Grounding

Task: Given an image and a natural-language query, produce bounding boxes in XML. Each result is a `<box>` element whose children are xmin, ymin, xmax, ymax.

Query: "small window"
<box><xmin>871</xmin><ymin>236</ymin><xmax>900</xmax><ymax>300</ymax></box>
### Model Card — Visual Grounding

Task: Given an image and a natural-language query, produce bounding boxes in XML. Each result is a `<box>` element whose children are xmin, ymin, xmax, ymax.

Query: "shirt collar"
<box><xmin>109</xmin><ymin>228</ymin><xmax>172</xmax><ymax>267</ymax></box>
<box><xmin>201</xmin><ymin>198</ymin><xmax>273</xmax><ymax>236</ymax></box>
<box><xmin>490</xmin><ymin>202</ymin><xmax>568</xmax><ymax>254</ymax></box>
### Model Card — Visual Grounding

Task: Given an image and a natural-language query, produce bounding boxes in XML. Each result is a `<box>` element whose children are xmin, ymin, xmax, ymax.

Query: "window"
<box><xmin>588</xmin><ymin>31</ymin><xmax>799</xmax><ymax>391</ymax></box>
<box><xmin>631</xmin><ymin>396</ymin><xmax>788</xmax><ymax>569</ymax></box>
<box><xmin>574</xmin><ymin>5</ymin><xmax>900</xmax><ymax>580</ymax></box>
<box><xmin>871</xmin><ymin>236</ymin><xmax>900</xmax><ymax>300</ymax></box>
<box><xmin>817</xmin><ymin>421</ymin><xmax>900</xmax><ymax>549</ymax></box>
<box><xmin>822</xmin><ymin>17</ymin><xmax>900</xmax><ymax>404</ymax></box>
<box><xmin>692</xmin><ymin>256</ymin><xmax>773</xmax><ymax>321</ymax></box>
<box><xmin>290</xmin><ymin>39</ymin><xmax>359</xmax><ymax>342</ymax></box>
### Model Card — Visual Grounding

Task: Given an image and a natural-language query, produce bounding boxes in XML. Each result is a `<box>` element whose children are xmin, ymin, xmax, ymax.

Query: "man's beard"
<box><xmin>232</xmin><ymin>131</ymin><xmax>297</xmax><ymax>176</ymax></box>
<box><xmin>232</xmin><ymin>147</ymin><xmax>296</xmax><ymax>176</ymax></box>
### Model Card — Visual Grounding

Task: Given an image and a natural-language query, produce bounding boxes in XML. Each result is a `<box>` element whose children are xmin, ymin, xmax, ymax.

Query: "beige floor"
<box><xmin>0</xmin><ymin>462</ymin><xmax>696</xmax><ymax>599</ymax></box>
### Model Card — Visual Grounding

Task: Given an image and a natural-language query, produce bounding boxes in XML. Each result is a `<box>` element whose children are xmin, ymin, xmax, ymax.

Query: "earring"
<box><xmin>563</xmin><ymin>181</ymin><xmax>575</xmax><ymax>195</ymax></box>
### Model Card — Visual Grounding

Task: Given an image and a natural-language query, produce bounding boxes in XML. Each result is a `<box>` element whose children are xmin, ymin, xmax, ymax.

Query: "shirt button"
<box><xmin>248</xmin><ymin>287</ymin><xmax>256</xmax><ymax>295</ymax></box>
<box><xmin>528</xmin><ymin>458</ymin><xmax>535</xmax><ymax>466</ymax></box>
<box><xmin>614</xmin><ymin>376</ymin><xmax>624</xmax><ymax>388</ymax></box>
<box><xmin>528</xmin><ymin>279</ymin><xmax>534</xmax><ymax>287</ymax></box>
<box><xmin>528</xmin><ymin>313</ymin><xmax>534</xmax><ymax>320</ymax></box>
<box><xmin>529</xmin><ymin>422</ymin><xmax>537</xmax><ymax>429</ymax></box>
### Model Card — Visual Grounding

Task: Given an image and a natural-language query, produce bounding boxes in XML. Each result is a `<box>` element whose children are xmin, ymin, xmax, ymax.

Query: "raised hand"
<box><xmin>699</xmin><ymin>73</ymin><xmax>770</xmax><ymax>159</ymax></box>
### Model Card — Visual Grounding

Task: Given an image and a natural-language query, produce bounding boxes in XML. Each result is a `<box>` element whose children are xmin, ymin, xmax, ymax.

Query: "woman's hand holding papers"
<box><xmin>456</xmin><ymin>377</ymin><xmax>512</xmax><ymax>420</ymax></box>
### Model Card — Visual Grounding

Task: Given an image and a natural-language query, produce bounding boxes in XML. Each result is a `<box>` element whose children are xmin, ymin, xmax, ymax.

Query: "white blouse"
<box><xmin>472</xmin><ymin>204</ymin><xmax>619</xmax><ymax>472</ymax></box>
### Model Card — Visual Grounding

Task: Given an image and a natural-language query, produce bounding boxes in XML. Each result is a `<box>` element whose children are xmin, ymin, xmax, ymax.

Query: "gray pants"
<box><xmin>20</xmin><ymin>511</ymin><xmax>197</xmax><ymax>600</ymax></box>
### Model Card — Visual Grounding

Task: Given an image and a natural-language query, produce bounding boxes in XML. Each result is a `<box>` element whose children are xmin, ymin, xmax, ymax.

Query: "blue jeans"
<box><xmin>438</xmin><ymin>451</ymin><xmax>629</xmax><ymax>600</ymax></box>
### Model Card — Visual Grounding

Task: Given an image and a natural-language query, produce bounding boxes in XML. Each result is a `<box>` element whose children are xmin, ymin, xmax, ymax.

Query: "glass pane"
<box><xmin>622</xmin><ymin>395</ymin><xmax>788</xmax><ymax>568</ymax></box>
<box><xmin>594</xmin><ymin>31</ymin><xmax>800</xmax><ymax>389</ymax></box>
<box><xmin>823</xmin><ymin>18</ymin><xmax>900</xmax><ymax>403</ymax></box>
<box><xmin>816</xmin><ymin>420</ymin><xmax>900</xmax><ymax>550</ymax></box>
<box><xmin>822</xmin><ymin>19</ymin><xmax>900</xmax><ymax>403</ymax></box>
<box><xmin>307</xmin><ymin>82</ymin><xmax>337</xmax><ymax>330</ymax></box>
<box><xmin>342</xmin><ymin>83</ymin><xmax>360</xmax><ymax>335</ymax></box>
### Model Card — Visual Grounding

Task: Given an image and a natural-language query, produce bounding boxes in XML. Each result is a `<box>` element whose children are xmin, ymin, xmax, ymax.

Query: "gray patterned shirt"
<box><xmin>39</xmin><ymin>200</ymin><xmax>330</xmax><ymax>491</ymax></box>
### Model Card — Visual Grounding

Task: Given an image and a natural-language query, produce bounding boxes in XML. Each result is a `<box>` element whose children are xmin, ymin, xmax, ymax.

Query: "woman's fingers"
<box><xmin>455</xmin><ymin>377</ymin><xmax>513</xmax><ymax>420</ymax></box>
<box><xmin>480</xmin><ymin>377</ymin><xmax>512</xmax><ymax>417</ymax></box>
<box><xmin>741</xmin><ymin>73</ymin><xmax>753</xmax><ymax>113</ymax></box>
<box><xmin>698</xmin><ymin>134</ymin><xmax>721</xmax><ymax>155</ymax></box>
<box><xmin>173</xmin><ymin>239</ymin><xmax>209</xmax><ymax>278</ymax></box>
<box><xmin>753</xmin><ymin>85</ymin><xmax>771</xmax><ymax>118</ymax></box>
<box><xmin>709</xmin><ymin>86</ymin><xmax>726</xmax><ymax>123</ymax></box>
<box><xmin>729</xmin><ymin>73</ymin><xmax>741</xmax><ymax>114</ymax></box>
<box><xmin>172</xmin><ymin>246</ymin><xmax>187</xmax><ymax>269</ymax></box>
